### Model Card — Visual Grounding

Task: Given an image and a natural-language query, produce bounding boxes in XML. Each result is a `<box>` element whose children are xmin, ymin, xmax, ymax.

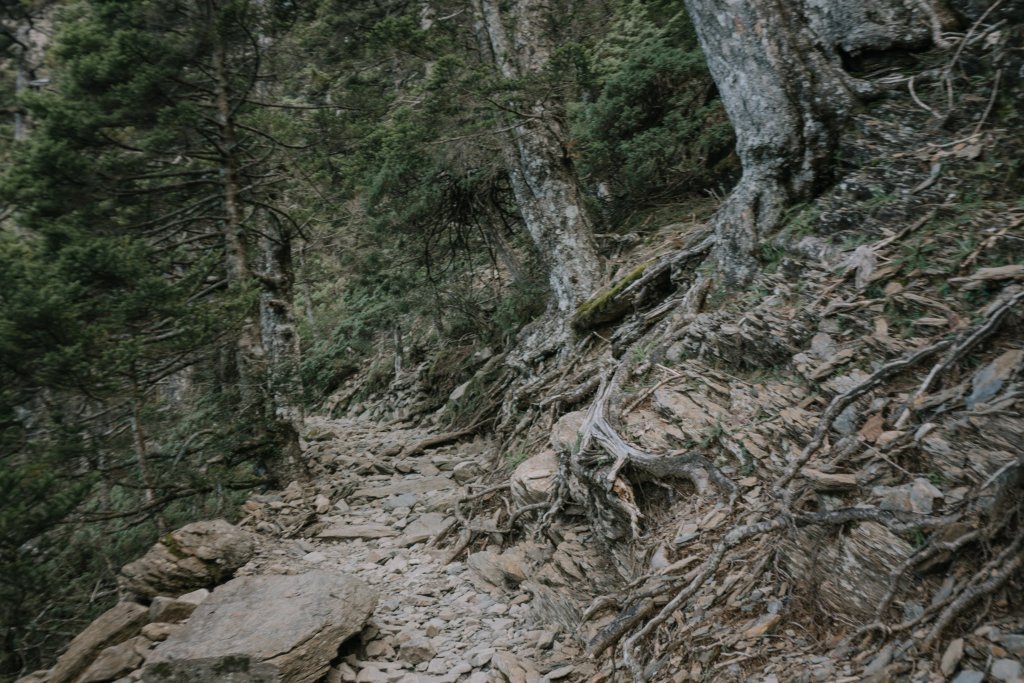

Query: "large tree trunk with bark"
<box><xmin>476</xmin><ymin>0</ymin><xmax>603</xmax><ymax>317</ymax></box>
<box><xmin>683</xmin><ymin>0</ymin><xmax>947</xmax><ymax>285</ymax></box>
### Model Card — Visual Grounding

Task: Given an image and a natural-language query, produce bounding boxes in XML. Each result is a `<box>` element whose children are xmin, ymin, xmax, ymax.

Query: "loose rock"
<box><xmin>47</xmin><ymin>602</ymin><xmax>148</xmax><ymax>683</ymax></box>
<box><xmin>76</xmin><ymin>636</ymin><xmax>149</xmax><ymax>683</ymax></box>
<box><xmin>119</xmin><ymin>520</ymin><xmax>255</xmax><ymax>598</ymax></box>
<box><xmin>143</xmin><ymin>571</ymin><xmax>377</xmax><ymax>683</ymax></box>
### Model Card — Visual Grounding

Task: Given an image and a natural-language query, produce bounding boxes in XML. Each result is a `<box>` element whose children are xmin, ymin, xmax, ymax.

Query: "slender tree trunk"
<box><xmin>213</xmin><ymin>38</ymin><xmax>264</xmax><ymax>409</ymax></box>
<box><xmin>682</xmin><ymin>0</ymin><xmax>946</xmax><ymax>285</ymax></box>
<box><xmin>257</xmin><ymin>227</ymin><xmax>307</xmax><ymax>483</ymax></box>
<box><xmin>129</xmin><ymin>390</ymin><xmax>165</xmax><ymax>533</ymax></box>
<box><xmin>476</xmin><ymin>0</ymin><xmax>603</xmax><ymax>316</ymax></box>
<box><xmin>257</xmin><ymin>227</ymin><xmax>302</xmax><ymax>423</ymax></box>
<box><xmin>13</xmin><ymin>23</ymin><xmax>29</xmax><ymax>141</ymax></box>
<box><xmin>421</xmin><ymin>1</ymin><xmax>437</xmax><ymax>79</ymax></box>
<box><xmin>213</xmin><ymin>36</ymin><xmax>306</xmax><ymax>484</ymax></box>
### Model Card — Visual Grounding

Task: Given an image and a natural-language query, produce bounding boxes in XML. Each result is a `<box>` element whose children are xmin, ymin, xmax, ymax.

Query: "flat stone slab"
<box><xmin>352</xmin><ymin>477</ymin><xmax>454</xmax><ymax>500</ymax></box>
<box><xmin>318</xmin><ymin>523</ymin><xmax>399</xmax><ymax>540</ymax></box>
<box><xmin>143</xmin><ymin>572</ymin><xmax>377</xmax><ymax>683</ymax></box>
<box><xmin>397</xmin><ymin>513</ymin><xmax>450</xmax><ymax>547</ymax></box>
<box><xmin>48</xmin><ymin>601</ymin><xmax>148</xmax><ymax>683</ymax></box>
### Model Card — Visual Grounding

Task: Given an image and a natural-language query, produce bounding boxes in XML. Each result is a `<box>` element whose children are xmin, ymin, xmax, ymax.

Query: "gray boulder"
<box><xmin>48</xmin><ymin>601</ymin><xmax>148</xmax><ymax>683</ymax></box>
<box><xmin>510</xmin><ymin>450</ymin><xmax>558</xmax><ymax>508</ymax></box>
<box><xmin>119</xmin><ymin>520</ymin><xmax>255</xmax><ymax>598</ymax></box>
<box><xmin>142</xmin><ymin>571</ymin><xmax>377</xmax><ymax>683</ymax></box>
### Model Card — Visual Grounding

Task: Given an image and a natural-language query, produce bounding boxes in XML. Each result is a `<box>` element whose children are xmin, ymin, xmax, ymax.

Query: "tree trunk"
<box><xmin>258</xmin><ymin>226</ymin><xmax>303</xmax><ymax>426</ymax></box>
<box><xmin>213</xmin><ymin>36</ymin><xmax>306</xmax><ymax>485</ymax></box>
<box><xmin>129</xmin><ymin>393</ymin><xmax>165</xmax><ymax>534</ymax></box>
<box><xmin>213</xmin><ymin>38</ymin><xmax>264</xmax><ymax>409</ymax></box>
<box><xmin>12</xmin><ymin>22</ymin><xmax>30</xmax><ymax>141</ymax></box>
<box><xmin>682</xmin><ymin>0</ymin><xmax>944</xmax><ymax>285</ymax></box>
<box><xmin>257</xmin><ymin>230</ymin><xmax>306</xmax><ymax>485</ymax></box>
<box><xmin>476</xmin><ymin>0</ymin><xmax>603</xmax><ymax>316</ymax></box>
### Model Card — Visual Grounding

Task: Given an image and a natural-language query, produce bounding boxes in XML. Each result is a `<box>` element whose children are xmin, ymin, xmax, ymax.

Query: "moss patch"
<box><xmin>160</xmin><ymin>533</ymin><xmax>189</xmax><ymax>560</ymax></box>
<box><xmin>571</xmin><ymin>259</ymin><xmax>654</xmax><ymax>331</ymax></box>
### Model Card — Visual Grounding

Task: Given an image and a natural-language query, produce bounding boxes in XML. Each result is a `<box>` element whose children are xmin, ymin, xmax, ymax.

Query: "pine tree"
<box><xmin>0</xmin><ymin>0</ymin><xmax>311</xmax><ymax>672</ymax></box>
<box><xmin>5</xmin><ymin>0</ymin><xmax>307</xmax><ymax>481</ymax></box>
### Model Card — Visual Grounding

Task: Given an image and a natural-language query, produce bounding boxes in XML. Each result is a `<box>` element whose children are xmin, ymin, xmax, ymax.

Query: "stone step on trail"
<box><xmin>143</xmin><ymin>571</ymin><xmax>377</xmax><ymax>683</ymax></box>
<box><xmin>240</xmin><ymin>416</ymin><xmax>583</xmax><ymax>683</ymax></box>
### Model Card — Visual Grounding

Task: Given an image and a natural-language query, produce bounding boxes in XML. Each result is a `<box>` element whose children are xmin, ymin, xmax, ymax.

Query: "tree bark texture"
<box><xmin>213</xmin><ymin>35</ymin><xmax>305</xmax><ymax>485</ymax></box>
<box><xmin>258</xmin><ymin>230</ymin><xmax>303</xmax><ymax>422</ymax></box>
<box><xmin>476</xmin><ymin>0</ymin><xmax>603</xmax><ymax>314</ymax></box>
<box><xmin>683</xmin><ymin>0</ymin><xmax>944</xmax><ymax>285</ymax></box>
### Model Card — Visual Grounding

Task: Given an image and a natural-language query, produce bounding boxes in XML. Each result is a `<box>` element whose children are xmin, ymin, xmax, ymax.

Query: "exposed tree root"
<box><xmin>400</xmin><ymin>420</ymin><xmax>489</xmax><ymax>457</ymax></box>
<box><xmin>596</xmin><ymin>290</ymin><xmax>1024</xmax><ymax>677</ymax></box>
<box><xmin>923</xmin><ymin>528</ymin><xmax>1024</xmax><ymax>648</ymax></box>
<box><xmin>616</xmin><ymin>508</ymin><xmax>958</xmax><ymax>680</ymax></box>
<box><xmin>894</xmin><ymin>286</ymin><xmax>1024</xmax><ymax>428</ymax></box>
<box><xmin>538</xmin><ymin>372</ymin><xmax>603</xmax><ymax>409</ymax></box>
<box><xmin>859</xmin><ymin>528</ymin><xmax>983</xmax><ymax>639</ymax></box>
<box><xmin>445</xmin><ymin>210</ymin><xmax>1023</xmax><ymax>681</ymax></box>
<box><xmin>582</xmin><ymin>374</ymin><xmax>736</xmax><ymax>502</ymax></box>
<box><xmin>775</xmin><ymin>338</ymin><xmax>953</xmax><ymax>491</ymax></box>
<box><xmin>444</xmin><ymin>483</ymin><xmax>549</xmax><ymax>562</ymax></box>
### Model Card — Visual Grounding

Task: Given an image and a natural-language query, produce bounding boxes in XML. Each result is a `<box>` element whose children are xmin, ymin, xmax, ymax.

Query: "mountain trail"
<box><xmin>233</xmin><ymin>415</ymin><xmax>597</xmax><ymax>683</ymax></box>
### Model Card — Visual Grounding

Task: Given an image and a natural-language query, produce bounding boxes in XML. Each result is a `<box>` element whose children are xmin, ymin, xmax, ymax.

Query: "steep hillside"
<box><xmin>315</xmin><ymin>8</ymin><xmax>1024</xmax><ymax>679</ymax></box>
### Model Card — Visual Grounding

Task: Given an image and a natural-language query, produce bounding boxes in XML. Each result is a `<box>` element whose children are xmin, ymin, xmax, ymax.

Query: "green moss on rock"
<box><xmin>571</xmin><ymin>259</ymin><xmax>653</xmax><ymax>331</ymax></box>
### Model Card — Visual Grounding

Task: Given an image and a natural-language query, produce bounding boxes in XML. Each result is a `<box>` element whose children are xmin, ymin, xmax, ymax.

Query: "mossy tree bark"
<box><xmin>682</xmin><ymin>0</ymin><xmax>947</xmax><ymax>285</ymax></box>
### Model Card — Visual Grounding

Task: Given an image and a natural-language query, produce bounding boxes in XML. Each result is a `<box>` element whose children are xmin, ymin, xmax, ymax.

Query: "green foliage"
<box><xmin>0</xmin><ymin>0</ymin><xmax>313</xmax><ymax>675</ymax></box>
<box><xmin>505</xmin><ymin>448</ymin><xmax>530</xmax><ymax>468</ymax></box>
<box><xmin>290</xmin><ymin>0</ymin><xmax>557</xmax><ymax>407</ymax></box>
<box><xmin>569</xmin><ymin>1</ymin><xmax>735</xmax><ymax>217</ymax></box>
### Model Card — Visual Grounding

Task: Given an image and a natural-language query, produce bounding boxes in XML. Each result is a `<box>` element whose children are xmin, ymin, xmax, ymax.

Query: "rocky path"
<box><xmin>230</xmin><ymin>416</ymin><xmax>592</xmax><ymax>683</ymax></box>
<box><xmin>23</xmin><ymin>414</ymin><xmax>610</xmax><ymax>683</ymax></box>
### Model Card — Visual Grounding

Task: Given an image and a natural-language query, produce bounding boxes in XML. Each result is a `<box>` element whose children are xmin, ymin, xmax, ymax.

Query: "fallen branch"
<box><xmin>588</xmin><ymin>597</ymin><xmax>656</xmax><ymax>658</ymax></box>
<box><xmin>400</xmin><ymin>420</ymin><xmax>488</xmax><ymax>457</ymax></box>
<box><xmin>617</xmin><ymin>235</ymin><xmax>714</xmax><ymax>301</ymax></box>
